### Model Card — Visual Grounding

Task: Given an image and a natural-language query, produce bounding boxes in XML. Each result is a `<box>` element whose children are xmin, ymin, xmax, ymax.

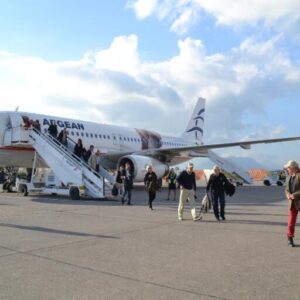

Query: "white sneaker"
<box><xmin>193</xmin><ymin>215</ymin><xmax>202</xmax><ymax>221</ymax></box>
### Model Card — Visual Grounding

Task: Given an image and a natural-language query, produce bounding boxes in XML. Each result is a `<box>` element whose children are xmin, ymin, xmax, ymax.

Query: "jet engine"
<box><xmin>118</xmin><ymin>155</ymin><xmax>169</xmax><ymax>181</ymax></box>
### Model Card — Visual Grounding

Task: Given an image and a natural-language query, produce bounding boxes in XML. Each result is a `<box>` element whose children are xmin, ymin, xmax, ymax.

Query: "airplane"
<box><xmin>0</xmin><ymin>98</ymin><xmax>299</xmax><ymax>183</ymax></box>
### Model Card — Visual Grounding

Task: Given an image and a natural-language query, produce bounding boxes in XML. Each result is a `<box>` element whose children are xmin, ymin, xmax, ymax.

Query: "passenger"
<box><xmin>88</xmin><ymin>149</ymin><xmax>97</xmax><ymax>170</ymax></box>
<box><xmin>82</xmin><ymin>147</ymin><xmax>87</xmax><ymax>162</ymax></box>
<box><xmin>33</xmin><ymin>120</ymin><xmax>41</xmax><ymax>132</ymax></box>
<box><xmin>22</xmin><ymin>116</ymin><xmax>31</xmax><ymax>129</ymax></box>
<box><xmin>95</xmin><ymin>150</ymin><xmax>101</xmax><ymax>172</ymax></box>
<box><xmin>84</xmin><ymin>145</ymin><xmax>94</xmax><ymax>163</ymax></box>
<box><xmin>206</xmin><ymin>165</ymin><xmax>230</xmax><ymax>221</ymax></box>
<box><xmin>121</xmin><ymin>162</ymin><xmax>133</xmax><ymax>205</ymax></box>
<box><xmin>177</xmin><ymin>163</ymin><xmax>201</xmax><ymax>221</ymax></box>
<box><xmin>167</xmin><ymin>168</ymin><xmax>177</xmax><ymax>201</ymax></box>
<box><xmin>144</xmin><ymin>165</ymin><xmax>158</xmax><ymax>210</ymax></box>
<box><xmin>58</xmin><ymin>128</ymin><xmax>68</xmax><ymax>147</ymax></box>
<box><xmin>48</xmin><ymin>121</ymin><xmax>58</xmax><ymax>138</ymax></box>
<box><xmin>74</xmin><ymin>138</ymin><xmax>83</xmax><ymax>159</ymax></box>
<box><xmin>115</xmin><ymin>166</ymin><xmax>124</xmax><ymax>197</ymax></box>
<box><xmin>284</xmin><ymin>160</ymin><xmax>300</xmax><ymax>247</ymax></box>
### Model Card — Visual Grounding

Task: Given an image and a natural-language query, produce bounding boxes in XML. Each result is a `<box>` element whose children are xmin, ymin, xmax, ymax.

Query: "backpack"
<box><xmin>224</xmin><ymin>181</ymin><xmax>235</xmax><ymax>197</ymax></box>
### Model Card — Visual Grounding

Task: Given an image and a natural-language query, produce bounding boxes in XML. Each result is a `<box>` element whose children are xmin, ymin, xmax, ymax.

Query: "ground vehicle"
<box><xmin>263</xmin><ymin>177</ymin><xmax>284</xmax><ymax>186</ymax></box>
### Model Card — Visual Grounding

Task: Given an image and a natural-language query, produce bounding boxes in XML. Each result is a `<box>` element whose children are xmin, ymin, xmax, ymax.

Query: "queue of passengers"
<box><xmin>47</xmin><ymin>122</ymin><xmax>100</xmax><ymax>171</ymax></box>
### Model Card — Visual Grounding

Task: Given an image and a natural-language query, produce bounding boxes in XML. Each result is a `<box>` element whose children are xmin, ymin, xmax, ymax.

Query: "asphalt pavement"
<box><xmin>0</xmin><ymin>186</ymin><xmax>299</xmax><ymax>300</ymax></box>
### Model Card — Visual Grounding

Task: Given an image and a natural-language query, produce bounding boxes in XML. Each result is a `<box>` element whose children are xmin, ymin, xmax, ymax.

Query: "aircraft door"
<box><xmin>7</xmin><ymin>112</ymin><xmax>30</xmax><ymax>144</ymax></box>
<box><xmin>9</xmin><ymin>112</ymin><xmax>24</xmax><ymax>129</ymax></box>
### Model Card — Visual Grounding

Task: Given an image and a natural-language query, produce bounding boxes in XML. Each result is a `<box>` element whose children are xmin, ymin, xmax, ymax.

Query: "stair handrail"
<box><xmin>29</xmin><ymin>128</ymin><xmax>112</xmax><ymax>183</ymax></box>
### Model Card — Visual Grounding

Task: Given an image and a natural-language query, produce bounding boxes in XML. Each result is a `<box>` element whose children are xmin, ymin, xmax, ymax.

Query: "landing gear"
<box><xmin>18</xmin><ymin>184</ymin><xmax>28</xmax><ymax>196</ymax></box>
<box><xmin>7</xmin><ymin>182</ymin><xmax>15</xmax><ymax>193</ymax></box>
<box><xmin>2</xmin><ymin>167</ymin><xmax>18</xmax><ymax>192</ymax></box>
<box><xmin>69</xmin><ymin>186</ymin><xmax>80</xmax><ymax>200</ymax></box>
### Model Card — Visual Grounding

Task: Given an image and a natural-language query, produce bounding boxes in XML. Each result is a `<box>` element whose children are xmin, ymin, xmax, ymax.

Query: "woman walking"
<box><xmin>144</xmin><ymin>165</ymin><xmax>158</xmax><ymax>210</ymax></box>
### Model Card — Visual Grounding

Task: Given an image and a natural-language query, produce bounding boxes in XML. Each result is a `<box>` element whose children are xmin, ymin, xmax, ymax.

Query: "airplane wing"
<box><xmin>102</xmin><ymin>135</ymin><xmax>300</xmax><ymax>163</ymax></box>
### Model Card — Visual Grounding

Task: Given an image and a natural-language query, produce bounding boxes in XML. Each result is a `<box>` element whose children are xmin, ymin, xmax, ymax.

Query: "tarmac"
<box><xmin>0</xmin><ymin>186</ymin><xmax>299</xmax><ymax>300</ymax></box>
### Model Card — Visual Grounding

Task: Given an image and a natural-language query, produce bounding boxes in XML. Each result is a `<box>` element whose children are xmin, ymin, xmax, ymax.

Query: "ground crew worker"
<box><xmin>167</xmin><ymin>168</ymin><xmax>177</xmax><ymax>201</ymax></box>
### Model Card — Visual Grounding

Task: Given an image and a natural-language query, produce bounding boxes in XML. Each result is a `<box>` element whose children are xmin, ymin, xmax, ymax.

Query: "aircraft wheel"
<box><xmin>19</xmin><ymin>184</ymin><xmax>28</xmax><ymax>196</ymax></box>
<box><xmin>3</xmin><ymin>181</ymin><xmax>9</xmax><ymax>191</ymax></box>
<box><xmin>7</xmin><ymin>182</ymin><xmax>15</xmax><ymax>193</ymax></box>
<box><xmin>69</xmin><ymin>187</ymin><xmax>80</xmax><ymax>200</ymax></box>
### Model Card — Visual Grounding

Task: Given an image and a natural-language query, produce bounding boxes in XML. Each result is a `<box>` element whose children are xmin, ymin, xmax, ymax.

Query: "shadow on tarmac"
<box><xmin>0</xmin><ymin>222</ymin><xmax>118</xmax><ymax>239</ymax></box>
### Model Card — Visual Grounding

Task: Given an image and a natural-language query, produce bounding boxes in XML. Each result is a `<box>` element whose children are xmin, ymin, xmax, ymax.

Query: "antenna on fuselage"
<box><xmin>15</xmin><ymin>106</ymin><xmax>19</xmax><ymax>112</ymax></box>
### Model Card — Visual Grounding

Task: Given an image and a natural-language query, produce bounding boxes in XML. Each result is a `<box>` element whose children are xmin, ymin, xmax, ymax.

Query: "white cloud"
<box><xmin>128</xmin><ymin>0</ymin><xmax>300</xmax><ymax>34</ymax></box>
<box><xmin>0</xmin><ymin>34</ymin><xmax>300</xmax><ymax>167</ymax></box>
<box><xmin>94</xmin><ymin>34</ymin><xmax>140</xmax><ymax>75</ymax></box>
<box><xmin>126</xmin><ymin>0</ymin><xmax>158</xmax><ymax>19</ymax></box>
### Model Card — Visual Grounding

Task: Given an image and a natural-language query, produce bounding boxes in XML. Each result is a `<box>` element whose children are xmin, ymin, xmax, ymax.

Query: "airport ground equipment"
<box><xmin>3</xmin><ymin>124</ymin><xmax>113</xmax><ymax>199</ymax></box>
<box><xmin>208</xmin><ymin>150</ymin><xmax>252</xmax><ymax>184</ymax></box>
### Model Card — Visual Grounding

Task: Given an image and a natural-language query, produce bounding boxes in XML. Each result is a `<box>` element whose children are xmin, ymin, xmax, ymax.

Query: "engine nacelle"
<box><xmin>118</xmin><ymin>155</ymin><xmax>169</xmax><ymax>181</ymax></box>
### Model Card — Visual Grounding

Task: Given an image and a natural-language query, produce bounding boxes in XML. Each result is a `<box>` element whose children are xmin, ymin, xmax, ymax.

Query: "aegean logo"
<box><xmin>186</xmin><ymin>108</ymin><xmax>205</xmax><ymax>140</ymax></box>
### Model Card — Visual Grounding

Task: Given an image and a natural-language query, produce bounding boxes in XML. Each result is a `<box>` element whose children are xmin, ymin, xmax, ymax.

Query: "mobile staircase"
<box><xmin>3</xmin><ymin>123</ymin><xmax>115</xmax><ymax>200</ymax></box>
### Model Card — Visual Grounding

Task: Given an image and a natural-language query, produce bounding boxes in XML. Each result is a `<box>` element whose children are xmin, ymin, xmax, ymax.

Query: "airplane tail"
<box><xmin>181</xmin><ymin>97</ymin><xmax>206</xmax><ymax>144</ymax></box>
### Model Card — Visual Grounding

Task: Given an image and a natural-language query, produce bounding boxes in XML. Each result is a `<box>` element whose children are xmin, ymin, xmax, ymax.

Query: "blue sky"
<box><xmin>0</xmin><ymin>0</ymin><xmax>300</xmax><ymax>169</ymax></box>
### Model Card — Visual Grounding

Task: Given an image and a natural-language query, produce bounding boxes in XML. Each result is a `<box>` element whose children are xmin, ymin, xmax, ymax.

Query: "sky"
<box><xmin>0</xmin><ymin>0</ymin><xmax>300</xmax><ymax>170</ymax></box>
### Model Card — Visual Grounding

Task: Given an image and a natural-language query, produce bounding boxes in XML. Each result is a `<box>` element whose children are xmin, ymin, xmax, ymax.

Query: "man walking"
<box><xmin>177</xmin><ymin>163</ymin><xmax>201</xmax><ymax>221</ymax></box>
<box><xmin>206</xmin><ymin>165</ymin><xmax>230</xmax><ymax>221</ymax></box>
<box><xmin>284</xmin><ymin>160</ymin><xmax>300</xmax><ymax>247</ymax></box>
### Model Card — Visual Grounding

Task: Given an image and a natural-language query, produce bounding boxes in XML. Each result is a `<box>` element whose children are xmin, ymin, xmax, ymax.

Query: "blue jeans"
<box><xmin>211</xmin><ymin>191</ymin><xmax>225</xmax><ymax>219</ymax></box>
<box><xmin>122</xmin><ymin>188</ymin><xmax>132</xmax><ymax>204</ymax></box>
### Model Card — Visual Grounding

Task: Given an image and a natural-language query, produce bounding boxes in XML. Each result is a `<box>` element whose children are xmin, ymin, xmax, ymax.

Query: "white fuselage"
<box><xmin>0</xmin><ymin>111</ymin><xmax>197</xmax><ymax>168</ymax></box>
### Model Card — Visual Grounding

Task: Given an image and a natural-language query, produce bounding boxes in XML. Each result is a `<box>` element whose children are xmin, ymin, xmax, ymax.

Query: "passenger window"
<box><xmin>81</xmin><ymin>132</ymin><xmax>84</xmax><ymax>137</ymax></box>
<box><xmin>103</xmin><ymin>135</ymin><xmax>106</xmax><ymax>139</ymax></box>
<box><xmin>95</xmin><ymin>134</ymin><xmax>98</xmax><ymax>138</ymax></box>
<box><xmin>91</xmin><ymin>133</ymin><xmax>93</xmax><ymax>138</ymax></box>
<box><xmin>86</xmin><ymin>133</ymin><xmax>89</xmax><ymax>137</ymax></box>
<box><xmin>107</xmin><ymin>135</ymin><xmax>110</xmax><ymax>139</ymax></box>
<box><xmin>76</xmin><ymin>132</ymin><xmax>79</xmax><ymax>136</ymax></box>
<box><xmin>71</xmin><ymin>131</ymin><xmax>74</xmax><ymax>136</ymax></box>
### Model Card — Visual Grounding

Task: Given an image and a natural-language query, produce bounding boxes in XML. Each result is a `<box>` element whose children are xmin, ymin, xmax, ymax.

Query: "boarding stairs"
<box><xmin>3</xmin><ymin>124</ymin><xmax>115</xmax><ymax>198</ymax></box>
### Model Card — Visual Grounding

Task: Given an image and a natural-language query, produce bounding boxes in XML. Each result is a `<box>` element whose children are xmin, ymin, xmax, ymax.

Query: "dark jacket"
<box><xmin>74</xmin><ymin>143</ymin><xmax>83</xmax><ymax>158</ymax></box>
<box><xmin>285</xmin><ymin>171</ymin><xmax>300</xmax><ymax>210</ymax></box>
<box><xmin>144</xmin><ymin>172</ymin><xmax>158</xmax><ymax>193</ymax></box>
<box><xmin>122</xmin><ymin>168</ymin><xmax>133</xmax><ymax>190</ymax></box>
<box><xmin>48</xmin><ymin>124</ymin><xmax>58</xmax><ymax>137</ymax></box>
<box><xmin>84</xmin><ymin>149</ymin><xmax>92</xmax><ymax>162</ymax></box>
<box><xmin>116</xmin><ymin>170</ymin><xmax>123</xmax><ymax>184</ymax></box>
<box><xmin>177</xmin><ymin>170</ymin><xmax>196</xmax><ymax>190</ymax></box>
<box><xmin>206</xmin><ymin>173</ymin><xmax>230</xmax><ymax>194</ymax></box>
